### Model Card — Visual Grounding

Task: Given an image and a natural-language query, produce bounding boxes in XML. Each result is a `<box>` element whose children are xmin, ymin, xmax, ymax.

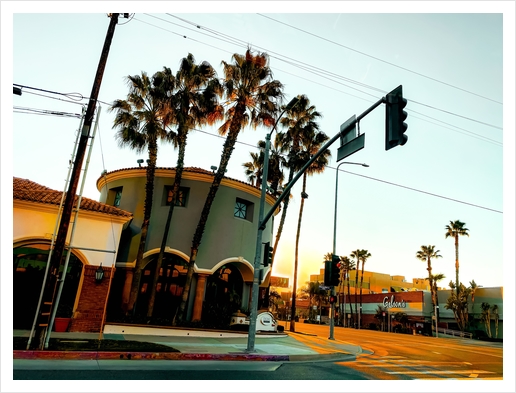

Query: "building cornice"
<box><xmin>97</xmin><ymin>167</ymin><xmax>277</xmax><ymax>207</ymax></box>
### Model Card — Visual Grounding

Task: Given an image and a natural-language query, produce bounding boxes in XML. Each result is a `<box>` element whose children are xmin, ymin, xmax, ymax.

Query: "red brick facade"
<box><xmin>69</xmin><ymin>265</ymin><xmax>115</xmax><ymax>333</ymax></box>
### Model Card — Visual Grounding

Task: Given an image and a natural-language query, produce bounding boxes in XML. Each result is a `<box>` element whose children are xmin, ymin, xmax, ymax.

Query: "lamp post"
<box><xmin>435</xmin><ymin>305</ymin><xmax>439</xmax><ymax>338</ymax></box>
<box><xmin>330</xmin><ymin>161</ymin><xmax>369</xmax><ymax>340</ymax></box>
<box><xmin>246</xmin><ymin>96</ymin><xmax>300</xmax><ymax>353</ymax></box>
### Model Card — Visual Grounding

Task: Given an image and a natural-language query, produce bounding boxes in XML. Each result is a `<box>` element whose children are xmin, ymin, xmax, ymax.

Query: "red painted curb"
<box><xmin>13</xmin><ymin>350</ymin><xmax>290</xmax><ymax>362</ymax></box>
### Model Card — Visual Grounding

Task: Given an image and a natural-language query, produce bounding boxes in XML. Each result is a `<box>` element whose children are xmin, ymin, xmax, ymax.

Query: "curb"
<box><xmin>13</xmin><ymin>350</ymin><xmax>353</xmax><ymax>362</ymax></box>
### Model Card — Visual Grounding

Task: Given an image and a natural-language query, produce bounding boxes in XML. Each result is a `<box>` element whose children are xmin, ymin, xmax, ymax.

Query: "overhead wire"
<box><xmin>256</xmin><ymin>13</ymin><xmax>503</xmax><ymax>106</ymax></box>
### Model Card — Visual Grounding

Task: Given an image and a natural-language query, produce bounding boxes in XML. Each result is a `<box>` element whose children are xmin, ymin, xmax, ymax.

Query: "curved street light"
<box><xmin>246</xmin><ymin>96</ymin><xmax>300</xmax><ymax>353</ymax></box>
<box><xmin>329</xmin><ymin>161</ymin><xmax>369</xmax><ymax>340</ymax></box>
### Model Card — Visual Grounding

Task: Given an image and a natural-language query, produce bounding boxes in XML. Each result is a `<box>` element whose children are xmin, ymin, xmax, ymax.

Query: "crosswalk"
<box><xmin>351</xmin><ymin>355</ymin><xmax>501</xmax><ymax>380</ymax></box>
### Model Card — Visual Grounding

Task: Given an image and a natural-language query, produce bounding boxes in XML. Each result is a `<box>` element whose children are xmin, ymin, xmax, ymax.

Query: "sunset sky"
<box><xmin>2</xmin><ymin>1</ymin><xmax>515</xmax><ymax>392</ymax></box>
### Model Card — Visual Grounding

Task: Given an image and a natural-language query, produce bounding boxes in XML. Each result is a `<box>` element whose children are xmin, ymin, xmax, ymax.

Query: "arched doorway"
<box><xmin>13</xmin><ymin>243</ymin><xmax>83</xmax><ymax>329</ymax></box>
<box><xmin>203</xmin><ymin>264</ymin><xmax>244</xmax><ymax>328</ymax></box>
<box><xmin>134</xmin><ymin>254</ymin><xmax>188</xmax><ymax>324</ymax></box>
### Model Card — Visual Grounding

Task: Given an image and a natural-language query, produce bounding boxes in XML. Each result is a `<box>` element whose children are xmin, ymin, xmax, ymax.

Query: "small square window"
<box><xmin>234</xmin><ymin>198</ymin><xmax>254</xmax><ymax>222</ymax></box>
<box><xmin>165</xmin><ymin>186</ymin><xmax>189</xmax><ymax>207</ymax></box>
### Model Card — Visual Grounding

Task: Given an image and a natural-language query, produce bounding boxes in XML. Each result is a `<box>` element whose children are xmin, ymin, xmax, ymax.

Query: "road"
<box><xmin>12</xmin><ymin>324</ymin><xmax>503</xmax><ymax>382</ymax></box>
<box><xmin>292</xmin><ymin>322</ymin><xmax>503</xmax><ymax>380</ymax></box>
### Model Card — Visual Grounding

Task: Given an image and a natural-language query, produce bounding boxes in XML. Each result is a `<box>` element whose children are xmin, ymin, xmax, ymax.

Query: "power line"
<box><xmin>189</xmin><ymin>125</ymin><xmax>502</xmax><ymax>214</ymax></box>
<box><xmin>334</xmin><ymin>166</ymin><xmax>502</xmax><ymax>214</ymax></box>
<box><xmin>157</xmin><ymin>14</ymin><xmax>502</xmax><ymax>132</ymax></box>
<box><xmin>257</xmin><ymin>13</ymin><xmax>503</xmax><ymax>106</ymax></box>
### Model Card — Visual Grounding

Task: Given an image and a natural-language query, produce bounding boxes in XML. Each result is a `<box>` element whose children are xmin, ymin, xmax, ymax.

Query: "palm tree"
<box><xmin>339</xmin><ymin>256</ymin><xmax>355</xmax><ymax>326</ymax></box>
<box><xmin>480</xmin><ymin>302</ymin><xmax>492</xmax><ymax>338</ymax></box>
<box><xmin>431</xmin><ymin>273</ymin><xmax>446</xmax><ymax>325</ymax></box>
<box><xmin>492</xmin><ymin>304</ymin><xmax>499</xmax><ymax>338</ymax></box>
<box><xmin>445</xmin><ymin>220</ymin><xmax>469</xmax><ymax>295</ymax></box>
<box><xmin>271</xmin><ymin>94</ymin><xmax>322</xmax><ymax>265</ymax></box>
<box><xmin>242</xmin><ymin>151</ymin><xmax>262</xmax><ymax>187</ymax></box>
<box><xmin>358</xmin><ymin>249</ymin><xmax>372</xmax><ymax>326</ymax></box>
<box><xmin>289</xmin><ymin>127</ymin><xmax>330</xmax><ymax>333</ymax></box>
<box><xmin>300</xmin><ymin>281</ymin><xmax>322</xmax><ymax>321</ymax></box>
<box><xmin>416</xmin><ymin>245</ymin><xmax>442</xmax><ymax>311</ymax></box>
<box><xmin>174</xmin><ymin>48</ymin><xmax>284</xmax><ymax>325</ymax></box>
<box><xmin>109</xmin><ymin>71</ymin><xmax>173</xmax><ymax>314</ymax></box>
<box><xmin>146</xmin><ymin>55</ymin><xmax>224</xmax><ymax>318</ymax></box>
<box><xmin>350</xmin><ymin>249</ymin><xmax>363</xmax><ymax>327</ymax></box>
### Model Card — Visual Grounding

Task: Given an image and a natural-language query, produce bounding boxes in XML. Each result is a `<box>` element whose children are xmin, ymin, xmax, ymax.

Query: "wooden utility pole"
<box><xmin>30</xmin><ymin>13</ymin><xmax>120</xmax><ymax>349</ymax></box>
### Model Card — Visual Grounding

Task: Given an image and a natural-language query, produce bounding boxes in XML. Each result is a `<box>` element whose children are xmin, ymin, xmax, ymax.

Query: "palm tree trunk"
<box><xmin>347</xmin><ymin>274</ymin><xmax>353</xmax><ymax>327</ymax></box>
<box><xmin>290</xmin><ymin>173</ymin><xmax>307</xmax><ymax>332</ymax></box>
<box><xmin>354</xmin><ymin>259</ymin><xmax>360</xmax><ymax>327</ymax></box>
<box><xmin>127</xmin><ymin>141</ymin><xmax>157</xmax><ymax>314</ymax></box>
<box><xmin>455</xmin><ymin>235</ymin><xmax>459</xmax><ymax>296</ymax></box>
<box><xmin>359</xmin><ymin>262</ymin><xmax>365</xmax><ymax>327</ymax></box>
<box><xmin>175</xmin><ymin>125</ymin><xmax>241</xmax><ymax>325</ymax></box>
<box><xmin>147</xmin><ymin>131</ymin><xmax>187</xmax><ymax>318</ymax></box>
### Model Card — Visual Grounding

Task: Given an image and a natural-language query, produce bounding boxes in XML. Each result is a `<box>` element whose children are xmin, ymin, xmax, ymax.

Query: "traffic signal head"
<box><xmin>329</xmin><ymin>295</ymin><xmax>337</xmax><ymax>304</ymax></box>
<box><xmin>324</xmin><ymin>254</ymin><xmax>341</xmax><ymax>287</ymax></box>
<box><xmin>385</xmin><ymin>85</ymin><xmax>408</xmax><ymax>151</ymax></box>
<box><xmin>263</xmin><ymin>242</ymin><xmax>274</xmax><ymax>267</ymax></box>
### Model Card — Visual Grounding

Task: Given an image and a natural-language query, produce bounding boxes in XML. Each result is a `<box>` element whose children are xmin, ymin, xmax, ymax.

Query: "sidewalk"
<box><xmin>13</xmin><ymin>324</ymin><xmax>362</xmax><ymax>363</ymax></box>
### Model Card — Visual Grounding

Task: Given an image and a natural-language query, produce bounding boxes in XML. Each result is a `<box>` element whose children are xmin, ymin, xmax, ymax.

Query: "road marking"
<box><xmin>432</xmin><ymin>351</ymin><xmax>440</xmax><ymax>354</ymax></box>
<box><xmin>386</xmin><ymin>370</ymin><xmax>494</xmax><ymax>375</ymax></box>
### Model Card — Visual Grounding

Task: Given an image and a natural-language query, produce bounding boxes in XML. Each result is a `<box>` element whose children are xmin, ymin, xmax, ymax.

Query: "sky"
<box><xmin>2</xmin><ymin>2</ymin><xmax>514</xmax><ymax>392</ymax></box>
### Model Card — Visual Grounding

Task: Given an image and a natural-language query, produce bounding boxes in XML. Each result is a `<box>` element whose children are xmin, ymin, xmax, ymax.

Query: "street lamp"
<box><xmin>246</xmin><ymin>96</ymin><xmax>300</xmax><ymax>353</ymax></box>
<box><xmin>330</xmin><ymin>161</ymin><xmax>369</xmax><ymax>340</ymax></box>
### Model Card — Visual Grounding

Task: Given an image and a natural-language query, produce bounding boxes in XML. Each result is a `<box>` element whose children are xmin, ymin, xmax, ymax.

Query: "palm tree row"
<box><xmin>415</xmin><ymin>219</ymin><xmax>469</xmax><ymax>331</ymax></box>
<box><xmin>111</xmin><ymin>48</ymin><xmax>290</xmax><ymax>324</ymax></box>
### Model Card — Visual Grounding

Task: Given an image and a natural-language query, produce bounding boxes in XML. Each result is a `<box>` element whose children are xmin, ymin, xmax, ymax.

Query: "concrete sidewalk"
<box><xmin>13</xmin><ymin>324</ymin><xmax>362</xmax><ymax>362</ymax></box>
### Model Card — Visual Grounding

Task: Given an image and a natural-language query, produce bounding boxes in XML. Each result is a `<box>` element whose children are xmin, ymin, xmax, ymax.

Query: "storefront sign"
<box><xmin>382</xmin><ymin>295</ymin><xmax>407</xmax><ymax>309</ymax></box>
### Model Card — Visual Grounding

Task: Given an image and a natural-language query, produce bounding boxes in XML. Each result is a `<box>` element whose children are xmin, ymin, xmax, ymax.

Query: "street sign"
<box><xmin>337</xmin><ymin>115</ymin><xmax>365</xmax><ymax>162</ymax></box>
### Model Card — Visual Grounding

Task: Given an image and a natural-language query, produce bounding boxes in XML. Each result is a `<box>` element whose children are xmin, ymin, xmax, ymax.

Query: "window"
<box><xmin>234</xmin><ymin>198</ymin><xmax>254</xmax><ymax>221</ymax></box>
<box><xmin>108</xmin><ymin>187</ymin><xmax>123</xmax><ymax>207</ymax></box>
<box><xmin>165</xmin><ymin>186</ymin><xmax>189</xmax><ymax>207</ymax></box>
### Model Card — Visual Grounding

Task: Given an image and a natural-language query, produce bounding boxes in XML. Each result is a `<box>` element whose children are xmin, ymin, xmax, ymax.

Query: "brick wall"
<box><xmin>69</xmin><ymin>265</ymin><xmax>115</xmax><ymax>333</ymax></box>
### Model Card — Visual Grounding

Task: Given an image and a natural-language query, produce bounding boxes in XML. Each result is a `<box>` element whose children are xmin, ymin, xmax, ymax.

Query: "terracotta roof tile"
<box><xmin>13</xmin><ymin>177</ymin><xmax>132</xmax><ymax>218</ymax></box>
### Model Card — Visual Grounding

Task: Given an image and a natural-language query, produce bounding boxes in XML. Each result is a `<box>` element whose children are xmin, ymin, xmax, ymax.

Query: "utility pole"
<box><xmin>30</xmin><ymin>13</ymin><xmax>121</xmax><ymax>349</ymax></box>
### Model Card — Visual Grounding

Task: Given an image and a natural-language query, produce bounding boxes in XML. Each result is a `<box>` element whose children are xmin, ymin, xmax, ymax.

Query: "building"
<box><xmin>310</xmin><ymin>268</ymin><xmax>433</xmax><ymax>294</ymax></box>
<box><xmin>97</xmin><ymin>166</ymin><xmax>277</xmax><ymax>324</ymax></box>
<box><xmin>13</xmin><ymin>177</ymin><xmax>133</xmax><ymax>332</ymax></box>
<box><xmin>308</xmin><ymin>268</ymin><xmax>503</xmax><ymax>338</ymax></box>
<box><xmin>13</xmin><ymin>166</ymin><xmax>278</xmax><ymax>332</ymax></box>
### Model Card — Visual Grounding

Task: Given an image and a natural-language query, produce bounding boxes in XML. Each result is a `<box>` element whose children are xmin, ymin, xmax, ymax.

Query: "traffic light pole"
<box><xmin>253</xmin><ymin>86</ymin><xmax>406</xmax><ymax>346</ymax></box>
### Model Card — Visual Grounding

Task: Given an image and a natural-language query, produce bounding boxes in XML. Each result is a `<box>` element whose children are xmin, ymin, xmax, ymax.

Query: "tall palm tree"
<box><xmin>416</xmin><ymin>245</ymin><xmax>442</xmax><ymax>311</ymax></box>
<box><xmin>350</xmin><ymin>249</ymin><xmax>362</xmax><ymax>327</ymax></box>
<box><xmin>271</xmin><ymin>94</ymin><xmax>322</xmax><ymax>265</ymax></box>
<box><xmin>358</xmin><ymin>249</ymin><xmax>372</xmax><ymax>325</ymax></box>
<box><xmin>339</xmin><ymin>256</ymin><xmax>355</xmax><ymax>326</ymax></box>
<box><xmin>146</xmin><ymin>55</ymin><xmax>224</xmax><ymax>318</ymax></box>
<box><xmin>445</xmin><ymin>220</ymin><xmax>469</xmax><ymax>295</ymax></box>
<box><xmin>174</xmin><ymin>48</ymin><xmax>284</xmax><ymax>325</ymax></box>
<box><xmin>109</xmin><ymin>71</ymin><xmax>173</xmax><ymax>314</ymax></box>
<box><xmin>289</xmin><ymin>127</ymin><xmax>330</xmax><ymax>333</ymax></box>
<box><xmin>431</xmin><ymin>272</ymin><xmax>445</xmax><ymax>325</ymax></box>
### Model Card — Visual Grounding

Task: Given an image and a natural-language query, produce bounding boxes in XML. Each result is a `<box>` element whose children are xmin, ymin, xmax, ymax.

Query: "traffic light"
<box><xmin>324</xmin><ymin>254</ymin><xmax>341</xmax><ymax>287</ymax></box>
<box><xmin>329</xmin><ymin>295</ymin><xmax>337</xmax><ymax>304</ymax></box>
<box><xmin>385</xmin><ymin>85</ymin><xmax>408</xmax><ymax>151</ymax></box>
<box><xmin>263</xmin><ymin>242</ymin><xmax>274</xmax><ymax>267</ymax></box>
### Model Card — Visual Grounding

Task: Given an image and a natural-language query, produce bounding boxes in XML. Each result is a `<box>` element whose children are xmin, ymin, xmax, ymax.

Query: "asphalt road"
<box><xmin>12</xmin><ymin>323</ymin><xmax>504</xmax><ymax>383</ymax></box>
<box><xmin>291</xmin><ymin>322</ymin><xmax>504</xmax><ymax>380</ymax></box>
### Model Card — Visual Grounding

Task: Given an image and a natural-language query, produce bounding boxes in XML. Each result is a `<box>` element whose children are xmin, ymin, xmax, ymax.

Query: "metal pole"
<box><xmin>435</xmin><ymin>305</ymin><xmax>439</xmax><ymax>338</ymax></box>
<box><xmin>246</xmin><ymin>97</ymin><xmax>299</xmax><ymax>353</ymax></box>
<box><xmin>44</xmin><ymin>106</ymin><xmax>102</xmax><ymax>348</ymax></box>
<box><xmin>330</xmin><ymin>161</ymin><xmax>368</xmax><ymax>339</ymax></box>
